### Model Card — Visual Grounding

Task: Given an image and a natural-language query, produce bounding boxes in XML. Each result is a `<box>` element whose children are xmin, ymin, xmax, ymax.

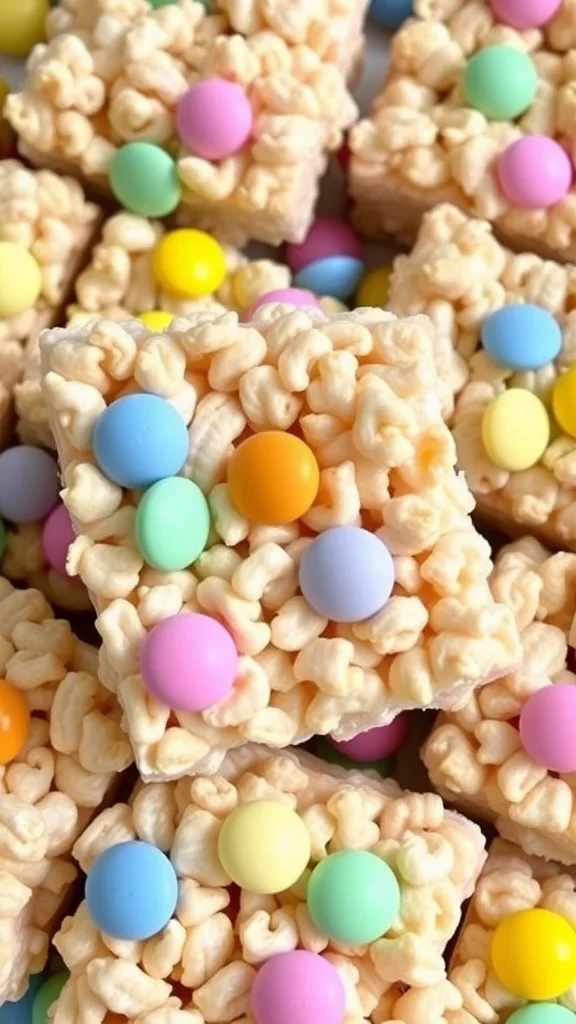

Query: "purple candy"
<box><xmin>0</xmin><ymin>445</ymin><xmax>60</xmax><ymax>524</ymax></box>
<box><xmin>519</xmin><ymin>683</ymin><xmax>576</xmax><ymax>773</ymax></box>
<box><xmin>329</xmin><ymin>716</ymin><xmax>409</xmax><ymax>761</ymax></box>
<box><xmin>299</xmin><ymin>525</ymin><xmax>395</xmax><ymax>623</ymax></box>
<box><xmin>251</xmin><ymin>951</ymin><xmax>345</xmax><ymax>1024</ymax></box>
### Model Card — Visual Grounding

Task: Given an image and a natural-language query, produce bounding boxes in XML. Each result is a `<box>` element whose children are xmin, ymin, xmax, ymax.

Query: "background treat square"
<box><xmin>6</xmin><ymin>0</ymin><xmax>358</xmax><ymax>246</ymax></box>
<box><xmin>0</xmin><ymin>578</ymin><xmax>132</xmax><ymax>1003</ymax></box>
<box><xmin>423</xmin><ymin>537</ymin><xmax>576</xmax><ymax>866</ymax></box>
<box><xmin>49</xmin><ymin>744</ymin><xmax>486</xmax><ymax>1023</ymax></box>
<box><xmin>40</xmin><ymin>307</ymin><xmax>520</xmax><ymax>782</ymax></box>
<box><xmin>388</xmin><ymin>204</ymin><xmax>576</xmax><ymax>548</ymax></box>
<box><xmin>447</xmin><ymin>838</ymin><xmax>576</xmax><ymax>1022</ymax></box>
<box><xmin>349</xmin><ymin>0</ymin><xmax>576</xmax><ymax>260</ymax></box>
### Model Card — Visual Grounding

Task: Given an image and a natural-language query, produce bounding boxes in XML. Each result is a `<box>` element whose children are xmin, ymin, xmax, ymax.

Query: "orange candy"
<box><xmin>227</xmin><ymin>431</ymin><xmax>320</xmax><ymax>525</ymax></box>
<box><xmin>0</xmin><ymin>680</ymin><xmax>30</xmax><ymax>765</ymax></box>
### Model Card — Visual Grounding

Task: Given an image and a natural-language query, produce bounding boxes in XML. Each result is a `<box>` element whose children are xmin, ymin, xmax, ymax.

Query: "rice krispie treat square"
<box><xmin>447</xmin><ymin>838</ymin><xmax>576</xmax><ymax>1023</ymax></box>
<box><xmin>423</xmin><ymin>536</ymin><xmax>576</xmax><ymax>866</ymax></box>
<box><xmin>39</xmin><ymin>307</ymin><xmax>520</xmax><ymax>781</ymax></box>
<box><xmin>48</xmin><ymin>744</ymin><xmax>487</xmax><ymax>1024</ymax></box>
<box><xmin>388</xmin><ymin>203</ymin><xmax>576</xmax><ymax>548</ymax></box>
<box><xmin>6</xmin><ymin>0</ymin><xmax>358</xmax><ymax>246</ymax></box>
<box><xmin>349</xmin><ymin>0</ymin><xmax>576</xmax><ymax>261</ymax></box>
<box><xmin>0</xmin><ymin>160</ymin><xmax>101</xmax><ymax>447</ymax></box>
<box><xmin>0</xmin><ymin>578</ymin><xmax>133</xmax><ymax>1003</ymax></box>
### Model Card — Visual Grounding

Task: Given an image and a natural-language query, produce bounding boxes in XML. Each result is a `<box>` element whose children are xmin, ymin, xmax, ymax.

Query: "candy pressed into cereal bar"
<box><xmin>49</xmin><ymin>744</ymin><xmax>487</xmax><ymax>1023</ymax></box>
<box><xmin>0</xmin><ymin>579</ymin><xmax>132</xmax><ymax>1004</ymax></box>
<box><xmin>423</xmin><ymin>536</ymin><xmax>576</xmax><ymax>866</ymax></box>
<box><xmin>39</xmin><ymin>306</ymin><xmax>520</xmax><ymax>781</ymax></box>
<box><xmin>349</xmin><ymin>0</ymin><xmax>576</xmax><ymax>261</ymax></box>
<box><xmin>7</xmin><ymin>0</ymin><xmax>358</xmax><ymax>246</ymax></box>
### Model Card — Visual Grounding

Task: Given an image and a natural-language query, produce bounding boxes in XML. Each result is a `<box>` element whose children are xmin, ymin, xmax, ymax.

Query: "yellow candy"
<box><xmin>0</xmin><ymin>242</ymin><xmax>42</xmax><ymax>320</ymax></box>
<box><xmin>355</xmin><ymin>265</ymin><xmax>392</xmax><ymax>308</ymax></box>
<box><xmin>217</xmin><ymin>799</ymin><xmax>311</xmax><ymax>894</ymax></box>
<box><xmin>481</xmin><ymin>387</ymin><xmax>549</xmax><ymax>471</ymax></box>
<box><xmin>152</xmin><ymin>229</ymin><xmax>226</xmax><ymax>299</ymax></box>
<box><xmin>491</xmin><ymin>908</ymin><xmax>576</xmax><ymax>1000</ymax></box>
<box><xmin>0</xmin><ymin>0</ymin><xmax>48</xmax><ymax>58</ymax></box>
<box><xmin>138</xmin><ymin>310</ymin><xmax>175</xmax><ymax>331</ymax></box>
<box><xmin>553</xmin><ymin>365</ymin><xmax>576</xmax><ymax>439</ymax></box>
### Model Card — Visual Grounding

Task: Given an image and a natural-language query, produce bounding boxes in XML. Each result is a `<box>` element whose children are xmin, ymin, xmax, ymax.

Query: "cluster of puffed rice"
<box><xmin>51</xmin><ymin>746</ymin><xmax>485</xmax><ymax>1023</ymax></box>
<box><xmin>39</xmin><ymin>308</ymin><xmax>520</xmax><ymax>781</ymax></box>
<box><xmin>0</xmin><ymin>579</ymin><xmax>132</xmax><ymax>1003</ymax></box>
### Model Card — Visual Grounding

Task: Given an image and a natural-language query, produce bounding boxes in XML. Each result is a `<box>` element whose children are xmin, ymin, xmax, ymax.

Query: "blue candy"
<box><xmin>294</xmin><ymin>256</ymin><xmax>364</xmax><ymax>301</ymax></box>
<box><xmin>299</xmin><ymin>525</ymin><xmax>395</xmax><ymax>622</ymax></box>
<box><xmin>481</xmin><ymin>303</ymin><xmax>562</xmax><ymax>372</ymax></box>
<box><xmin>0</xmin><ymin>974</ymin><xmax>43</xmax><ymax>1024</ymax></box>
<box><xmin>369</xmin><ymin>0</ymin><xmax>414</xmax><ymax>30</ymax></box>
<box><xmin>85</xmin><ymin>840</ymin><xmax>179</xmax><ymax>941</ymax></box>
<box><xmin>93</xmin><ymin>393</ymin><xmax>189</xmax><ymax>490</ymax></box>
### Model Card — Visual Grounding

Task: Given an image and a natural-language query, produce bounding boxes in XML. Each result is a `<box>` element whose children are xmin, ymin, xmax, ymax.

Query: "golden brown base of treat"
<box><xmin>473</xmin><ymin>499</ymin><xmax>572</xmax><ymax>554</ymax></box>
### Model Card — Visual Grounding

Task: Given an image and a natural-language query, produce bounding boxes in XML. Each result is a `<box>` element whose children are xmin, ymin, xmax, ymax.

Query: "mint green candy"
<box><xmin>148</xmin><ymin>0</ymin><xmax>178</xmax><ymax>6</ymax></box>
<box><xmin>462</xmin><ymin>44</ymin><xmax>537</xmax><ymax>120</ymax></box>
<box><xmin>135</xmin><ymin>476</ymin><xmax>210</xmax><ymax>571</ymax></box>
<box><xmin>508</xmin><ymin>1007</ymin><xmax>576</xmax><ymax>1024</ymax></box>
<box><xmin>32</xmin><ymin>972</ymin><xmax>68</xmax><ymax>1024</ymax></box>
<box><xmin>109</xmin><ymin>142</ymin><xmax>182</xmax><ymax>218</ymax></box>
<box><xmin>307</xmin><ymin>849</ymin><xmax>401</xmax><ymax>945</ymax></box>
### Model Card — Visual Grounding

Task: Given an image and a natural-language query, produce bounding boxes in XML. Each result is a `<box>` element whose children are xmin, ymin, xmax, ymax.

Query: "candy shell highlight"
<box><xmin>251</xmin><ymin>951</ymin><xmax>345</xmax><ymax>1024</ymax></box>
<box><xmin>498</xmin><ymin>136</ymin><xmax>572</xmax><ymax>209</ymax></box>
<box><xmin>85</xmin><ymin>840</ymin><xmax>179</xmax><ymax>941</ymax></box>
<box><xmin>462</xmin><ymin>45</ymin><xmax>538</xmax><ymax>120</ymax></box>
<box><xmin>0</xmin><ymin>242</ymin><xmax>42</xmax><ymax>319</ymax></box>
<box><xmin>553</xmin><ymin>366</ymin><xmax>576</xmax><ymax>438</ymax></box>
<box><xmin>0</xmin><ymin>446</ymin><xmax>60</xmax><ymax>524</ymax></box>
<box><xmin>227</xmin><ymin>431</ymin><xmax>319</xmax><ymax>525</ymax></box>
<box><xmin>481</xmin><ymin>388</ymin><xmax>550</xmax><ymax>471</ymax></box>
<box><xmin>152</xmin><ymin>229</ymin><xmax>226</xmax><ymax>299</ymax></box>
<box><xmin>218</xmin><ymin>800</ymin><xmax>311</xmax><ymax>894</ymax></box>
<box><xmin>0</xmin><ymin>681</ymin><xmax>30</xmax><ymax>766</ymax></box>
<box><xmin>481</xmin><ymin>303</ymin><xmax>562</xmax><ymax>371</ymax></box>
<box><xmin>307</xmin><ymin>849</ymin><xmax>401</xmax><ymax>944</ymax></box>
<box><xmin>92</xmin><ymin>393</ymin><xmax>189</xmax><ymax>490</ymax></box>
<box><xmin>299</xmin><ymin>525</ymin><xmax>395</xmax><ymax>622</ymax></box>
<box><xmin>489</xmin><ymin>0</ymin><xmax>561</xmax><ymax>29</ymax></box>
<box><xmin>135</xmin><ymin>476</ymin><xmax>210</xmax><ymax>571</ymax></box>
<box><xmin>109</xmin><ymin>142</ymin><xmax>182</xmax><ymax>218</ymax></box>
<box><xmin>176</xmin><ymin>79</ymin><xmax>253</xmax><ymax>160</ymax></box>
<box><xmin>294</xmin><ymin>255</ymin><xmax>364</xmax><ymax>301</ymax></box>
<box><xmin>519</xmin><ymin>683</ymin><xmax>576</xmax><ymax>773</ymax></box>
<box><xmin>491</xmin><ymin>907</ymin><xmax>576</xmax><ymax>1000</ymax></box>
<box><xmin>328</xmin><ymin>716</ymin><xmax>408</xmax><ymax>761</ymax></box>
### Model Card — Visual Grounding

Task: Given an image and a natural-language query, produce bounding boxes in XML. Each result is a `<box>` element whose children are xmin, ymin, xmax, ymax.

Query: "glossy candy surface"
<box><xmin>491</xmin><ymin>908</ymin><xmax>576</xmax><ymax>1000</ymax></box>
<box><xmin>135</xmin><ymin>477</ymin><xmax>211</xmax><ymax>571</ymax></box>
<box><xmin>227</xmin><ymin>431</ymin><xmax>319</xmax><ymax>525</ymax></box>
<box><xmin>328</xmin><ymin>716</ymin><xmax>409</xmax><ymax>761</ymax></box>
<box><xmin>299</xmin><ymin>526</ymin><xmax>395</xmax><ymax>622</ymax></box>
<box><xmin>481</xmin><ymin>304</ymin><xmax>562</xmax><ymax>371</ymax></box>
<box><xmin>481</xmin><ymin>389</ymin><xmax>550</xmax><ymax>471</ymax></box>
<box><xmin>251</xmin><ymin>951</ymin><xmax>346</xmax><ymax>1024</ymax></box>
<box><xmin>0</xmin><ymin>242</ymin><xmax>42</xmax><ymax>319</ymax></box>
<box><xmin>85</xmin><ymin>840</ymin><xmax>179</xmax><ymax>941</ymax></box>
<box><xmin>176</xmin><ymin>79</ymin><xmax>253</xmax><ymax>160</ymax></box>
<box><xmin>462</xmin><ymin>45</ymin><xmax>538</xmax><ymax>120</ymax></box>
<box><xmin>307</xmin><ymin>849</ymin><xmax>401</xmax><ymax>944</ymax></box>
<box><xmin>0</xmin><ymin>681</ymin><xmax>30</xmax><ymax>766</ymax></box>
<box><xmin>218</xmin><ymin>800</ymin><xmax>311</xmax><ymax>894</ymax></box>
<box><xmin>152</xmin><ymin>229</ymin><xmax>226</xmax><ymax>299</ymax></box>
<box><xmin>109</xmin><ymin>143</ymin><xmax>182</xmax><ymax>218</ymax></box>
<box><xmin>0</xmin><ymin>446</ymin><xmax>60</xmax><ymax>523</ymax></box>
<box><xmin>498</xmin><ymin>136</ymin><xmax>572</xmax><ymax>209</ymax></box>
<box><xmin>140</xmin><ymin>612</ymin><xmax>237</xmax><ymax>711</ymax></box>
<box><xmin>92</xmin><ymin>394</ymin><xmax>188</xmax><ymax>490</ymax></box>
<box><xmin>519</xmin><ymin>684</ymin><xmax>576</xmax><ymax>773</ymax></box>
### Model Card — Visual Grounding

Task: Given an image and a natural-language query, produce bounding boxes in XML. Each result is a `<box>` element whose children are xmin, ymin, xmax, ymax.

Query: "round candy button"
<box><xmin>227</xmin><ymin>431</ymin><xmax>320</xmax><ymax>525</ymax></box>
<box><xmin>138</xmin><ymin>310</ymin><xmax>174</xmax><ymax>331</ymax></box>
<box><xmin>519</xmin><ymin>683</ymin><xmax>576</xmax><ymax>773</ymax></box>
<box><xmin>0</xmin><ymin>681</ymin><xmax>30</xmax><ymax>765</ymax></box>
<box><xmin>508</xmin><ymin>1006</ymin><xmax>576</xmax><ymax>1024</ymax></box>
<box><xmin>294</xmin><ymin>256</ymin><xmax>364</xmax><ymax>302</ymax></box>
<box><xmin>140</xmin><ymin>612</ymin><xmax>237</xmax><ymax>712</ymax></box>
<box><xmin>176</xmin><ymin>79</ymin><xmax>253</xmax><ymax>161</ymax></box>
<box><xmin>489</xmin><ymin>0</ymin><xmax>561</xmax><ymax>28</ymax></box>
<box><xmin>462</xmin><ymin>45</ymin><xmax>538</xmax><ymax>120</ymax></box>
<box><xmin>481</xmin><ymin>388</ymin><xmax>550</xmax><ymax>471</ymax></box>
<box><xmin>315</xmin><ymin>736</ymin><xmax>392</xmax><ymax>775</ymax></box>
<box><xmin>152</xmin><ymin>229</ymin><xmax>226</xmax><ymax>299</ymax></box>
<box><xmin>286</xmin><ymin>219</ymin><xmax>362</xmax><ymax>273</ymax></box>
<box><xmin>491</xmin><ymin>907</ymin><xmax>576</xmax><ymax>1000</ymax></box>
<box><xmin>92</xmin><ymin>393</ymin><xmax>189</xmax><ymax>490</ymax></box>
<box><xmin>135</xmin><ymin>476</ymin><xmax>210</xmax><ymax>571</ymax></box>
<box><xmin>42</xmin><ymin>503</ymin><xmax>76</xmax><ymax>579</ymax></box>
<box><xmin>307</xmin><ymin>849</ymin><xmax>401</xmax><ymax>944</ymax></box>
<box><xmin>299</xmin><ymin>526</ymin><xmax>395</xmax><ymax>622</ymax></box>
<box><xmin>0</xmin><ymin>0</ymin><xmax>48</xmax><ymax>58</ymax></box>
<box><xmin>31</xmin><ymin>972</ymin><xmax>68</xmax><ymax>1024</ymax></box>
<box><xmin>0</xmin><ymin>446</ymin><xmax>59</xmax><ymax>523</ymax></box>
<box><xmin>85</xmin><ymin>840</ymin><xmax>179</xmax><ymax>941</ymax></box>
<box><xmin>355</xmin><ymin>265</ymin><xmax>392</xmax><ymax>307</ymax></box>
<box><xmin>369</xmin><ymin>0</ymin><xmax>414</xmax><ymax>28</ymax></box>
<box><xmin>0</xmin><ymin>241</ymin><xmax>42</xmax><ymax>319</ymax></box>
<box><xmin>218</xmin><ymin>800</ymin><xmax>311</xmax><ymax>894</ymax></box>
<box><xmin>244</xmin><ymin>287</ymin><xmax>322</xmax><ymax>320</ymax></box>
<box><xmin>498</xmin><ymin>136</ymin><xmax>572</xmax><ymax>209</ymax></box>
<box><xmin>328</xmin><ymin>716</ymin><xmax>409</xmax><ymax>761</ymax></box>
<box><xmin>109</xmin><ymin>142</ymin><xmax>182</xmax><ymax>218</ymax></box>
<box><xmin>251</xmin><ymin>951</ymin><xmax>345</xmax><ymax>1024</ymax></box>
<box><xmin>481</xmin><ymin>304</ymin><xmax>562</xmax><ymax>371</ymax></box>
<box><xmin>553</xmin><ymin>366</ymin><xmax>576</xmax><ymax>438</ymax></box>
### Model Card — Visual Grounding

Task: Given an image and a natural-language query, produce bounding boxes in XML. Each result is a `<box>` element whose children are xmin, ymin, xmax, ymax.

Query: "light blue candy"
<box><xmin>369</xmin><ymin>0</ymin><xmax>414</xmax><ymax>29</ymax></box>
<box><xmin>93</xmin><ymin>393</ymin><xmax>189</xmax><ymax>490</ymax></box>
<box><xmin>508</xmin><ymin>1005</ymin><xmax>576</xmax><ymax>1024</ymax></box>
<box><xmin>481</xmin><ymin>303</ymin><xmax>562</xmax><ymax>372</ymax></box>
<box><xmin>85</xmin><ymin>840</ymin><xmax>179</xmax><ymax>941</ymax></box>
<box><xmin>294</xmin><ymin>256</ymin><xmax>364</xmax><ymax>301</ymax></box>
<box><xmin>0</xmin><ymin>974</ymin><xmax>43</xmax><ymax>1024</ymax></box>
<box><xmin>299</xmin><ymin>525</ymin><xmax>395</xmax><ymax>622</ymax></box>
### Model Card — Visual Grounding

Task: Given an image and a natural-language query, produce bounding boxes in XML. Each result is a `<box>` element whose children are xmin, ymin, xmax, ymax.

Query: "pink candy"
<box><xmin>176</xmin><ymin>78</ymin><xmax>253</xmax><ymax>161</ymax></box>
<box><xmin>244</xmin><ymin>287</ymin><xmax>322</xmax><ymax>320</ymax></box>
<box><xmin>41</xmin><ymin>503</ymin><xmax>77</xmax><ymax>580</ymax></box>
<box><xmin>286</xmin><ymin>218</ymin><xmax>362</xmax><ymax>274</ymax></box>
<box><xmin>498</xmin><ymin>135</ymin><xmax>572</xmax><ymax>209</ymax></box>
<box><xmin>489</xmin><ymin>0</ymin><xmax>561</xmax><ymax>28</ymax></box>
<box><xmin>328</xmin><ymin>715</ymin><xmax>409</xmax><ymax>761</ymax></box>
<box><xmin>519</xmin><ymin>683</ymin><xmax>576</xmax><ymax>774</ymax></box>
<box><xmin>140</xmin><ymin>612</ymin><xmax>238</xmax><ymax>712</ymax></box>
<box><xmin>251</xmin><ymin>951</ymin><xmax>345</xmax><ymax>1024</ymax></box>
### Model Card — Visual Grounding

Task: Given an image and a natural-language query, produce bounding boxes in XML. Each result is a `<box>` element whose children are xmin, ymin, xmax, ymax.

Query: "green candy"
<box><xmin>508</xmin><ymin>1007</ymin><xmax>576</xmax><ymax>1024</ymax></box>
<box><xmin>32</xmin><ymin>972</ymin><xmax>68</xmax><ymax>1024</ymax></box>
<box><xmin>462</xmin><ymin>44</ymin><xmax>537</xmax><ymax>120</ymax></box>
<box><xmin>135</xmin><ymin>476</ymin><xmax>211</xmax><ymax>572</ymax></box>
<box><xmin>148</xmin><ymin>0</ymin><xmax>178</xmax><ymax>6</ymax></box>
<box><xmin>314</xmin><ymin>736</ymin><xmax>392</xmax><ymax>777</ymax></box>
<box><xmin>109</xmin><ymin>142</ymin><xmax>182</xmax><ymax>218</ymax></box>
<box><xmin>307</xmin><ymin>849</ymin><xmax>401</xmax><ymax>945</ymax></box>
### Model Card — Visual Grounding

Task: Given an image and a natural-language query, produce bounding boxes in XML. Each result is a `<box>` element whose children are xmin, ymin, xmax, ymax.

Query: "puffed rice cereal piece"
<box><xmin>0</xmin><ymin>578</ymin><xmax>133</xmax><ymax>1004</ymax></box>
<box><xmin>389</xmin><ymin>203</ymin><xmax>576</xmax><ymax>547</ymax></box>
<box><xmin>50</xmin><ymin>744</ymin><xmax>487</xmax><ymax>1024</ymax></box>
<box><xmin>7</xmin><ymin>1</ymin><xmax>358</xmax><ymax>246</ymax></box>
<box><xmin>349</xmin><ymin>0</ymin><xmax>576</xmax><ymax>260</ymax></box>
<box><xmin>446</xmin><ymin>838</ymin><xmax>576</xmax><ymax>1022</ymax></box>
<box><xmin>39</xmin><ymin>307</ymin><xmax>521</xmax><ymax>781</ymax></box>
